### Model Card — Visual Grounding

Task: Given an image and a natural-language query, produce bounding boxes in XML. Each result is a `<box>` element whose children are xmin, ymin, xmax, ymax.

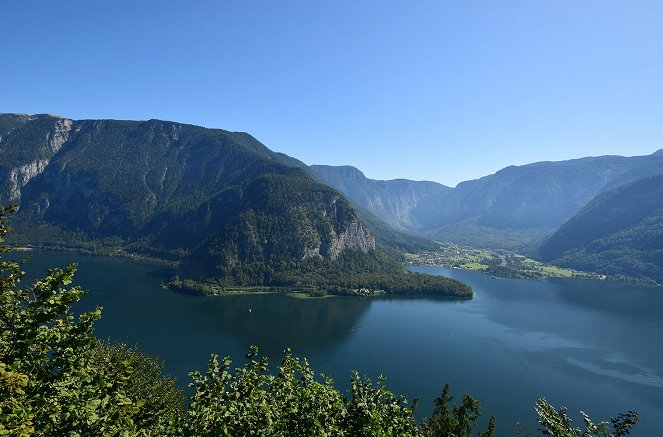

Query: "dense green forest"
<box><xmin>174</xmin><ymin>249</ymin><xmax>471</xmax><ymax>297</ymax></box>
<box><xmin>0</xmin><ymin>206</ymin><xmax>640</xmax><ymax>435</ymax></box>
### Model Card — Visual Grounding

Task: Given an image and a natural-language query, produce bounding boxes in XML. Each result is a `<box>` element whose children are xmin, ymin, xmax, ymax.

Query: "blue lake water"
<box><xmin>19</xmin><ymin>251</ymin><xmax>663</xmax><ymax>435</ymax></box>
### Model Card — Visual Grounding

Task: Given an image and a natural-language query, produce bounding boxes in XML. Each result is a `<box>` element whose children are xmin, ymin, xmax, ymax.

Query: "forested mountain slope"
<box><xmin>0</xmin><ymin>113</ymin><xmax>470</xmax><ymax>296</ymax></box>
<box><xmin>539</xmin><ymin>174</ymin><xmax>663</xmax><ymax>282</ymax></box>
<box><xmin>0</xmin><ymin>114</ymin><xmax>349</xmax><ymax>253</ymax></box>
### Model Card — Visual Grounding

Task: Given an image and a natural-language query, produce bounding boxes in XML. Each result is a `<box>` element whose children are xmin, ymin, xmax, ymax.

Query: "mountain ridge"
<box><xmin>0</xmin><ymin>113</ymin><xmax>370</xmax><ymax>257</ymax></box>
<box><xmin>311</xmin><ymin>151</ymin><xmax>663</xmax><ymax>249</ymax></box>
<box><xmin>0</xmin><ymin>113</ymin><xmax>471</xmax><ymax>297</ymax></box>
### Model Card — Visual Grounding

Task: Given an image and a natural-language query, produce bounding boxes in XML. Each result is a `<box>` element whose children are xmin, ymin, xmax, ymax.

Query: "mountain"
<box><xmin>308</xmin><ymin>165</ymin><xmax>451</xmax><ymax>231</ymax></box>
<box><xmin>1</xmin><ymin>114</ymin><xmax>330</xmax><ymax>248</ymax></box>
<box><xmin>0</xmin><ymin>113</ymin><xmax>470</xmax><ymax>297</ymax></box>
<box><xmin>312</xmin><ymin>152</ymin><xmax>663</xmax><ymax>249</ymax></box>
<box><xmin>538</xmin><ymin>174</ymin><xmax>663</xmax><ymax>283</ymax></box>
<box><xmin>307</xmin><ymin>165</ymin><xmax>446</xmax><ymax>252</ymax></box>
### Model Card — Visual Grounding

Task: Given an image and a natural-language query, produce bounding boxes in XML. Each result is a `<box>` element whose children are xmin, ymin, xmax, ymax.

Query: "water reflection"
<box><xmin>19</xmin><ymin>250</ymin><xmax>373</xmax><ymax>373</ymax></box>
<box><xmin>192</xmin><ymin>294</ymin><xmax>372</xmax><ymax>356</ymax></box>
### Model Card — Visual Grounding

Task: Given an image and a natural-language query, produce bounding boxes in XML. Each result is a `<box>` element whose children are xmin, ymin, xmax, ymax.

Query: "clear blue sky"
<box><xmin>2</xmin><ymin>1</ymin><xmax>662</xmax><ymax>186</ymax></box>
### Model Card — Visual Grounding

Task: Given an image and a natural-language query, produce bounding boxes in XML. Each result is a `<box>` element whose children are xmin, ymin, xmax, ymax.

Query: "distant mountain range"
<box><xmin>310</xmin><ymin>151</ymin><xmax>663</xmax><ymax>251</ymax></box>
<box><xmin>0</xmin><ymin>113</ymin><xmax>470</xmax><ymax>297</ymax></box>
<box><xmin>308</xmin><ymin>165</ymin><xmax>451</xmax><ymax>231</ymax></box>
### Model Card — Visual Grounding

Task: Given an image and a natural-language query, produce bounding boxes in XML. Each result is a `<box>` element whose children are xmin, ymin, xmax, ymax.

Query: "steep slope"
<box><xmin>0</xmin><ymin>114</ymin><xmax>371</xmax><ymax>258</ymax></box>
<box><xmin>346</xmin><ymin>202</ymin><xmax>442</xmax><ymax>253</ymax></box>
<box><xmin>0</xmin><ymin>113</ymin><xmax>470</xmax><ymax>297</ymax></box>
<box><xmin>308</xmin><ymin>164</ymin><xmax>451</xmax><ymax>231</ymax></box>
<box><xmin>0</xmin><ymin>114</ymin><xmax>74</xmax><ymax>203</ymax></box>
<box><xmin>539</xmin><ymin>174</ymin><xmax>663</xmax><ymax>282</ymax></box>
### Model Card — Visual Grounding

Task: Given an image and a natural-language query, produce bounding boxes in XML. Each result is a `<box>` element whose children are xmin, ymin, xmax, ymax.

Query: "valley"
<box><xmin>1</xmin><ymin>116</ymin><xmax>660</xmax><ymax>434</ymax></box>
<box><xmin>0</xmin><ymin>114</ymin><xmax>471</xmax><ymax>299</ymax></box>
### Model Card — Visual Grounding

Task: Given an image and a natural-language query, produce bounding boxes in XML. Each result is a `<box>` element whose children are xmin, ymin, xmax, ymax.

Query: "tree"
<box><xmin>88</xmin><ymin>342</ymin><xmax>184</xmax><ymax>433</ymax></box>
<box><xmin>422</xmin><ymin>383</ymin><xmax>495</xmax><ymax>436</ymax></box>
<box><xmin>0</xmin><ymin>205</ymin><xmax>182</xmax><ymax>435</ymax></box>
<box><xmin>535</xmin><ymin>397</ymin><xmax>639</xmax><ymax>437</ymax></box>
<box><xmin>344</xmin><ymin>372</ymin><xmax>421</xmax><ymax>436</ymax></box>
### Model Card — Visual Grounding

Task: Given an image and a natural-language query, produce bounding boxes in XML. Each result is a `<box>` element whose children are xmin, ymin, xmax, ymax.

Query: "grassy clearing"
<box><xmin>460</xmin><ymin>262</ymin><xmax>489</xmax><ymax>271</ymax></box>
<box><xmin>539</xmin><ymin>265</ymin><xmax>574</xmax><ymax>277</ymax></box>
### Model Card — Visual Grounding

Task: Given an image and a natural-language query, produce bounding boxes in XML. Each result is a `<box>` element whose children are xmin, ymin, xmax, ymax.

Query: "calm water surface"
<box><xmin>20</xmin><ymin>251</ymin><xmax>663</xmax><ymax>435</ymax></box>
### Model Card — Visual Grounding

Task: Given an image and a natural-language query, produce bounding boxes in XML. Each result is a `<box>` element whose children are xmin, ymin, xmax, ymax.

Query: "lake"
<box><xmin>18</xmin><ymin>250</ymin><xmax>663</xmax><ymax>435</ymax></box>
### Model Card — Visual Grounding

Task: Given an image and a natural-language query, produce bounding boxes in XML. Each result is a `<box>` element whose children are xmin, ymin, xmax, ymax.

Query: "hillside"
<box><xmin>539</xmin><ymin>174</ymin><xmax>663</xmax><ymax>283</ymax></box>
<box><xmin>0</xmin><ymin>113</ymin><xmax>470</xmax><ymax>297</ymax></box>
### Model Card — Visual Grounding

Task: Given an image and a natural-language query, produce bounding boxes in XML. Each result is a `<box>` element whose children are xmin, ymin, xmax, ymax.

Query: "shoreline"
<box><xmin>15</xmin><ymin>244</ymin><xmax>180</xmax><ymax>268</ymax></box>
<box><xmin>166</xmin><ymin>278</ymin><xmax>472</xmax><ymax>300</ymax></box>
<box><xmin>409</xmin><ymin>262</ymin><xmax>661</xmax><ymax>287</ymax></box>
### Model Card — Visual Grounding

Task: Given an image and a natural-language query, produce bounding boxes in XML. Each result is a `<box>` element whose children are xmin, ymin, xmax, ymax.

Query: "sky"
<box><xmin>2</xmin><ymin>0</ymin><xmax>662</xmax><ymax>186</ymax></box>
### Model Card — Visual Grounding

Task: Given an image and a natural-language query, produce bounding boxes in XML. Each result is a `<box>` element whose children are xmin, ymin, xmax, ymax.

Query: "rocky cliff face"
<box><xmin>306</xmin><ymin>218</ymin><xmax>376</xmax><ymax>260</ymax></box>
<box><xmin>45</xmin><ymin>118</ymin><xmax>73</xmax><ymax>154</ymax></box>
<box><xmin>5</xmin><ymin>159</ymin><xmax>51</xmax><ymax>201</ymax></box>
<box><xmin>330</xmin><ymin>218</ymin><xmax>376</xmax><ymax>258</ymax></box>
<box><xmin>0</xmin><ymin>116</ymin><xmax>72</xmax><ymax>202</ymax></box>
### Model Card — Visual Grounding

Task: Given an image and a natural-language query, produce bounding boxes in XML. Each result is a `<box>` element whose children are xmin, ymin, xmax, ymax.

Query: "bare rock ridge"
<box><xmin>327</xmin><ymin>219</ymin><xmax>376</xmax><ymax>259</ymax></box>
<box><xmin>46</xmin><ymin>118</ymin><xmax>73</xmax><ymax>154</ymax></box>
<box><xmin>305</xmin><ymin>218</ymin><xmax>376</xmax><ymax>260</ymax></box>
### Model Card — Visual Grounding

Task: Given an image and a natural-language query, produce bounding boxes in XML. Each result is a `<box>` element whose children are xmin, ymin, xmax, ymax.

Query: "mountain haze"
<box><xmin>314</xmin><ymin>152</ymin><xmax>663</xmax><ymax>249</ymax></box>
<box><xmin>309</xmin><ymin>165</ymin><xmax>451</xmax><ymax>231</ymax></box>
